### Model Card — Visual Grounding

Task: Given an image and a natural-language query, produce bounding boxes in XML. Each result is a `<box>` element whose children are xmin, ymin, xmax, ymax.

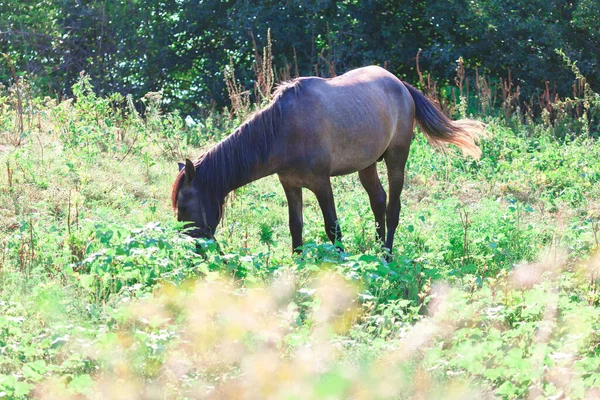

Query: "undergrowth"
<box><xmin>0</xmin><ymin>58</ymin><xmax>600</xmax><ymax>398</ymax></box>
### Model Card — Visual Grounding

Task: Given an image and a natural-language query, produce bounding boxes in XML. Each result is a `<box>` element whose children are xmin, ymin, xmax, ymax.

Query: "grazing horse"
<box><xmin>172</xmin><ymin>66</ymin><xmax>484</xmax><ymax>252</ymax></box>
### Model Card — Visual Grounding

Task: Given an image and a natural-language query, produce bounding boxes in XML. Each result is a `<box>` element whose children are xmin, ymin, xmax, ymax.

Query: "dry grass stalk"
<box><xmin>251</xmin><ymin>28</ymin><xmax>275</xmax><ymax>104</ymax></box>
<box><xmin>224</xmin><ymin>57</ymin><xmax>251</xmax><ymax>118</ymax></box>
<box><xmin>1</xmin><ymin>53</ymin><xmax>24</xmax><ymax>146</ymax></box>
<box><xmin>475</xmin><ymin>67</ymin><xmax>493</xmax><ymax>115</ymax></box>
<box><xmin>500</xmin><ymin>70</ymin><xmax>521</xmax><ymax>120</ymax></box>
<box><xmin>415</xmin><ymin>50</ymin><xmax>453</xmax><ymax>116</ymax></box>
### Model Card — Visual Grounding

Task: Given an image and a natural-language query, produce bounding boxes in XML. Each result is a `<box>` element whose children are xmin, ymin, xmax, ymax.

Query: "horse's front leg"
<box><xmin>310</xmin><ymin>177</ymin><xmax>343</xmax><ymax>249</ymax></box>
<box><xmin>280</xmin><ymin>179</ymin><xmax>304</xmax><ymax>253</ymax></box>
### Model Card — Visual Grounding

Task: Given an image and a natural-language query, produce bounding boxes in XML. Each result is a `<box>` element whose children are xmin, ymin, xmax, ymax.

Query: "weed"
<box><xmin>0</xmin><ymin>55</ymin><xmax>599</xmax><ymax>399</ymax></box>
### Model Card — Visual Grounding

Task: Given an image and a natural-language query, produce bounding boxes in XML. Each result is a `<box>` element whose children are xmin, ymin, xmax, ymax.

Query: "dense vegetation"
<box><xmin>2</xmin><ymin>0</ymin><xmax>600</xmax><ymax>114</ymax></box>
<box><xmin>2</xmin><ymin>2</ymin><xmax>600</xmax><ymax>399</ymax></box>
<box><xmin>1</xmin><ymin>47</ymin><xmax>600</xmax><ymax>397</ymax></box>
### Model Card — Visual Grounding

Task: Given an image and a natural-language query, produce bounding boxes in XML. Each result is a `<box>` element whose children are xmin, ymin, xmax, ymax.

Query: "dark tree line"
<box><xmin>1</xmin><ymin>0</ymin><xmax>599</xmax><ymax>115</ymax></box>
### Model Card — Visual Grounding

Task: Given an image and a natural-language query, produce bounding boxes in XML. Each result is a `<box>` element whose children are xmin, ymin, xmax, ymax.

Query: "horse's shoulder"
<box><xmin>271</xmin><ymin>78</ymin><xmax>326</xmax><ymax>111</ymax></box>
<box><xmin>273</xmin><ymin>80</ymin><xmax>299</xmax><ymax>97</ymax></box>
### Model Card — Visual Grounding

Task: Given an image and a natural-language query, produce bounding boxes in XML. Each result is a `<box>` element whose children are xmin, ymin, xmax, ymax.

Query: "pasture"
<box><xmin>1</xmin><ymin>65</ymin><xmax>600</xmax><ymax>398</ymax></box>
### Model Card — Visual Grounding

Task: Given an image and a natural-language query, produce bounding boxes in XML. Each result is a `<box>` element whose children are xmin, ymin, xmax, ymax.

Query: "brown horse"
<box><xmin>172</xmin><ymin>66</ymin><xmax>484</xmax><ymax>252</ymax></box>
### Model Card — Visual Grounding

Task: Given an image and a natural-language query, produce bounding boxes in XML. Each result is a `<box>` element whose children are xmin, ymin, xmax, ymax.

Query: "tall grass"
<box><xmin>1</xmin><ymin>51</ymin><xmax>600</xmax><ymax>399</ymax></box>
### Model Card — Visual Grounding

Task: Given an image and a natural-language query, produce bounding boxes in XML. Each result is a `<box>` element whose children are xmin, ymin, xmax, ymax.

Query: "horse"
<box><xmin>171</xmin><ymin>65</ymin><xmax>484</xmax><ymax>253</ymax></box>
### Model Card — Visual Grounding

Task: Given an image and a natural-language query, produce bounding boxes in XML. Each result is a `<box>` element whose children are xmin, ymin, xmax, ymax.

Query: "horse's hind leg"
<box><xmin>384</xmin><ymin>145</ymin><xmax>410</xmax><ymax>252</ymax></box>
<box><xmin>358</xmin><ymin>163</ymin><xmax>387</xmax><ymax>243</ymax></box>
<box><xmin>309</xmin><ymin>177</ymin><xmax>343</xmax><ymax>248</ymax></box>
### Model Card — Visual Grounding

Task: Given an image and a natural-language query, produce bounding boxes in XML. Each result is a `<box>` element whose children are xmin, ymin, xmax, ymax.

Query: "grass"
<box><xmin>1</xmin><ymin>72</ymin><xmax>600</xmax><ymax>399</ymax></box>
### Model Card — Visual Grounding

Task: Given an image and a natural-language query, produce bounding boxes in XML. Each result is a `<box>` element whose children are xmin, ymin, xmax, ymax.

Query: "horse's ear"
<box><xmin>178</xmin><ymin>162</ymin><xmax>185</xmax><ymax>172</ymax></box>
<box><xmin>184</xmin><ymin>159</ymin><xmax>196</xmax><ymax>181</ymax></box>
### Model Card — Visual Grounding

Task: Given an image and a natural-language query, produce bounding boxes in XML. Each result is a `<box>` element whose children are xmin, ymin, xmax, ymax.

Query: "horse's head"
<box><xmin>174</xmin><ymin>159</ymin><xmax>224</xmax><ymax>239</ymax></box>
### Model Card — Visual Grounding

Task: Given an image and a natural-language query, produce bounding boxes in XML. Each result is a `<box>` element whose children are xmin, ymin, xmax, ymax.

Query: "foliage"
<box><xmin>1</xmin><ymin>0</ymin><xmax>600</xmax><ymax>115</ymax></box>
<box><xmin>1</xmin><ymin>52</ymin><xmax>600</xmax><ymax>398</ymax></box>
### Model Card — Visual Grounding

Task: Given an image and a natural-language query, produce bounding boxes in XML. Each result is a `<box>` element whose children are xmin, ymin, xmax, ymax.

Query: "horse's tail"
<box><xmin>403</xmin><ymin>82</ymin><xmax>485</xmax><ymax>159</ymax></box>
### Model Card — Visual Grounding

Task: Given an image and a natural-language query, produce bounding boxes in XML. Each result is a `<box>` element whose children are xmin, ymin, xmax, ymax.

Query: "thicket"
<box><xmin>1</xmin><ymin>39</ymin><xmax>600</xmax><ymax>396</ymax></box>
<box><xmin>2</xmin><ymin>0</ymin><xmax>599</xmax><ymax>115</ymax></box>
<box><xmin>2</xmin><ymin>2</ymin><xmax>600</xmax><ymax>398</ymax></box>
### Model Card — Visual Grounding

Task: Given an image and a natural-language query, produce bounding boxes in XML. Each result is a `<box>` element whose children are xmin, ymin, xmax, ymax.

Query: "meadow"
<box><xmin>1</xmin><ymin>62</ymin><xmax>600</xmax><ymax>399</ymax></box>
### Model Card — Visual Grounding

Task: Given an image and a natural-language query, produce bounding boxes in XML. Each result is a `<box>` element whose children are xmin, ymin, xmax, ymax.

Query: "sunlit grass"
<box><xmin>1</xmin><ymin>76</ymin><xmax>600</xmax><ymax>399</ymax></box>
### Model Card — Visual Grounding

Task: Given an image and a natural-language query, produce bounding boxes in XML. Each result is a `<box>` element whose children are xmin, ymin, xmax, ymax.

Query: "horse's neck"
<box><xmin>205</xmin><ymin>130</ymin><xmax>275</xmax><ymax>196</ymax></box>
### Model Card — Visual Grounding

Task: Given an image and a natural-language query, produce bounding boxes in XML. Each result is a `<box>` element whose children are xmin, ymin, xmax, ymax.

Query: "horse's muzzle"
<box><xmin>184</xmin><ymin>226</ymin><xmax>214</xmax><ymax>240</ymax></box>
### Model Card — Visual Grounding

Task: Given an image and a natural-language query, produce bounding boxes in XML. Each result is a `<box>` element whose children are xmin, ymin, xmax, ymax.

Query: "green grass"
<box><xmin>1</xmin><ymin>78</ymin><xmax>600</xmax><ymax>399</ymax></box>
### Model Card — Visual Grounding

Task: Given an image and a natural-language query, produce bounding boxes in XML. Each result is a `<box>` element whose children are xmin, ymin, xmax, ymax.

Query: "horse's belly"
<box><xmin>328</xmin><ymin>130</ymin><xmax>390</xmax><ymax>176</ymax></box>
<box><xmin>329</xmin><ymin>155</ymin><xmax>382</xmax><ymax>176</ymax></box>
<box><xmin>330</xmin><ymin>162</ymin><xmax>375</xmax><ymax>176</ymax></box>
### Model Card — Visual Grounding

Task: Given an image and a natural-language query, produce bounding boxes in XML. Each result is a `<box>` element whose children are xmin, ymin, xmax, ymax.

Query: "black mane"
<box><xmin>171</xmin><ymin>80</ymin><xmax>302</xmax><ymax>208</ymax></box>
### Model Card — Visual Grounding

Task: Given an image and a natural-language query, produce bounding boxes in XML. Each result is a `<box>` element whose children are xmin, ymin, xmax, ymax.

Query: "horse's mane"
<box><xmin>171</xmin><ymin>79</ymin><xmax>302</xmax><ymax>210</ymax></box>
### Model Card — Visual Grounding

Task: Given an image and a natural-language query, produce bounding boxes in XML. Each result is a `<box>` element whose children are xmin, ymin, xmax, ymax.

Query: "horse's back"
<box><xmin>277</xmin><ymin>66</ymin><xmax>414</xmax><ymax>176</ymax></box>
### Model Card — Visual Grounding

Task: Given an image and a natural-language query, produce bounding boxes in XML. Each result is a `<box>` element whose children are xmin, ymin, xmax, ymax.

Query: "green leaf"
<box><xmin>22</xmin><ymin>360</ymin><xmax>47</xmax><ymax>380</ymax></box>
<box><xmin>13</xmin><ymin>381</ymin><xmax>34</xmax><ymax>397</ymax></box>
<box><xmin>68</xmin><ymin>374</ymin><xmax>94</xmax><ymax>395</ymax></box>
<box><xmin>315</xmin><ymin>371</ymin><xmax>350</xmax><ymax>397</ymax></box>
<box><xmin>78</xmin><ymin>274</ymin><xmax>96</xmax><ymax>290</ymax></box>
